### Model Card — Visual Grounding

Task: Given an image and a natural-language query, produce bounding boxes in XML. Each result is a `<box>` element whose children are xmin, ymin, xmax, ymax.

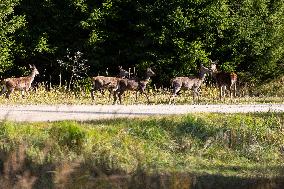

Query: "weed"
<box><xmin>0</xmin><ymin>78</ymin><xmax>282</xmax><ymax>105</ymax></box>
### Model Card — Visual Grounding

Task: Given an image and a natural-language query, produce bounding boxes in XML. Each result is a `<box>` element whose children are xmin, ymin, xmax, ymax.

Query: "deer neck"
<box><xmin>29</xmin><ymin>69</ymin><xmax>37</xmax><ymax>80</ymax></box>
<box><xmin>211</xmin><ymin>70</ymin><xmax>219</xmax><ymax>79</ymax></box>
<box><xmin>199</xmin><ymin>72</ymin><xmax>207</xmax><ymax>81</ymax></box>
<box><xmin>144</xmin><ymin>76</ymin><xmax>152</xmax><ymax>82</ymax></box>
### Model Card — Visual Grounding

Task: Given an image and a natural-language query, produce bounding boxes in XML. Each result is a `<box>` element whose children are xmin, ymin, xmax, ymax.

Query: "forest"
<box><xmin>1</xmin><ymin>0</ymin><xmax>284</xmax><ymax>88</ymax></box>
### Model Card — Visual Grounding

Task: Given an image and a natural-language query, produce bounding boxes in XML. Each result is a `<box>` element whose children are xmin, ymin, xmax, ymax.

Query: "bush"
<box><xmin>49</xmin><ymin>121</ymin><xmax>87</xmax><ymax>152</ymax></box>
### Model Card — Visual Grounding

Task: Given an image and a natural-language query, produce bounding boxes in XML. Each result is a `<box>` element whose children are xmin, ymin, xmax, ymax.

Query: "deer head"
<box><xmin>146</xmin><ymin>68</ymin><xmax>155</xmax><ymax>77</ymax></box>
<box><xmin>29</xmin><ymin>64</ymin><xmax>39</xmax><ymax>76</ymax></box>
<box><xmin>209</xmin><ymin>59</ymin><xmax>219</xmax><ymax>73</ymax></box>
<box><xmin>118</xmin><ymin>66</ymin><xmax>129</xmax><ymax>78</ymax></box>
<box><xmin>199</xmin><ymin>64</ymin><xmax>211</xmax><ymax>78</ymax></box>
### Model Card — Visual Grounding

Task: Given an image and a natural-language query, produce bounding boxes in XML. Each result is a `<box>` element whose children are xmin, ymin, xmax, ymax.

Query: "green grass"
<box><xmin>251</xmin><ymin>76</ymin><xmax>284</xmax><ymax>97</ymax></box>
<box><xmin>1</xmin><ymin>112</ymin><xmax>284</xmax><ymax>178</ymax></box>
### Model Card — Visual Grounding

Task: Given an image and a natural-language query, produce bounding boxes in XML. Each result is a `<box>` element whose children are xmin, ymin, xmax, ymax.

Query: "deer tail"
<box><xmin>0</xmin><ymin>79</ymin><xmax>7</xmax><ymax>85</ymax></box>
<box><xmin>170</xmin><ymin>78</ymin><xmax>174</xmax><ymax>87</ymax></box>
<box><xmin>230</xmin><ymin>72</ymin><xmax>237</xmax><ymax>81</ymax></box>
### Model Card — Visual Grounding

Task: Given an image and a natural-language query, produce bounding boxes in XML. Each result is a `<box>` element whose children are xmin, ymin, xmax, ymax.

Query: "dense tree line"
<box><xmin>1</xmin><ymin>0</ymin><xmax>284</xmax><ymax>88</ymax></box>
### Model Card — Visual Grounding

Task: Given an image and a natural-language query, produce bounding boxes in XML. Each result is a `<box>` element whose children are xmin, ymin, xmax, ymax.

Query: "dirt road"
<box><xmin>0</xmin><ymin>104</ymin><xmax>282</xmax><ymax>122</ymax></box>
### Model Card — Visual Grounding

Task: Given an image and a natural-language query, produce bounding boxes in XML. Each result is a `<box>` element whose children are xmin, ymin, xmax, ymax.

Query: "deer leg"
<box><xmin>118</xmin><ymin>90</ymin><xmax>125</xmax><ymax>104</ymax></box>
<box><xmin>113</xmin><ymin>90</ymin><xmax>118</xmax><ymax>105</ymax></box>
<box><xmin>113</xmin><ymin>89</ymin><xmax>123</xmax><ymax>105</ymax></box>
<box><xmin>192</xmin><ymin>87</ymin><xmax>200</xmax><ymax>104</ymax></box>
<box><xmin>141</xmin><ymin>90</ymin><xmax>150</xmax><ymax>104</ymax></box>
<box><xmin>192</xmin><ymin>88</ymin><xmax>195</xmax><ymax>102</ymax></box>
<box><xmin>108</xmin><ymin>89</ymin><xmax>113</xmax><ymax>103</ymax></box>
<box><xmin>169</xmin><ymin>87</ymin><xmax>180</xmax><ymax>104</ymax></box>
<box><xmin>90</xmin><ymin>86</ymin><xmax>96</xmax><ymax>101</ymax></box>
<box><xmin>6</xmin><ymin>88</ymin><xmax>14</xmax><ymax>99</ymax></box>
<box><xmin>21</xmin><ymin>88</ymin><xmax>30</xmax><ymax>98</ymax></box>
<box><xmin>174</xmin><ymin>87</ymin><xmax>181</xmax><ymax>97</ymax></box>
<box><xmin>0</xmin><ymin>86</ymin><xmax>7</xmax><ymax>96</ymax></box>
<box><xmin>168</xmin><ymin>95</ymin><xmax>173</xmax><ymax>105</ymax></box>
<box><xmin>21</xmin><ymin>90</ymin><xmax>25</xmax><ymax>98</ymax></box>
<box><xmin>223</xmin><ymin>86</ymin><xmax>227</xmax><ymax>100</ymax></box>
<box><xmin>172</xmin><ymin>87</ymin><xmax>181</xmax><ymax>98</ymax></box>
<box><xmin>100</xmin><ymin>89</ymin><xmax>105</xmax><ymax>95</ymax></box>
<box><xmin>233</xmin><ymin>83</ymin><xmax>237</xmax><ymax>97</ymax></box>
<box><xmin>229</xmin><ymin>86</ymin><xmax>233</xmax><ymax>100</ymax></box>
<box><xmin>145</xmin><ymin>92</ymin><xmax>150</xmax><ymax>104</ymax></box>
<box><xmin>135</xmin><ymin>91</ymin><xmax>139</xmax><ymax>102</ymax></box>
<box><xmin>26</xmin><ymin>88</ymin><xmax>31</xmax><ymax>97</ymax></box>
<box><xmin>219</xmin><ymin>86</ymin><xmax>222</xmax><ymax>100</ymax></box>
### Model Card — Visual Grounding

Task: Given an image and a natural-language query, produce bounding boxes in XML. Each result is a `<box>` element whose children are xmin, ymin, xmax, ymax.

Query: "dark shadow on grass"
<box><xmin>1</xmin><ymin>147</ymin><xmax>284</xmax><ymax>189</ymax></box>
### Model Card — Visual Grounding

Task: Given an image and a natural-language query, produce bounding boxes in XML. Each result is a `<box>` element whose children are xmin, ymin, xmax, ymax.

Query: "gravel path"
<box><xmin>0</xmin><ymin>104</ymin><xmax>283</xmax><ymax>122</ymax></box>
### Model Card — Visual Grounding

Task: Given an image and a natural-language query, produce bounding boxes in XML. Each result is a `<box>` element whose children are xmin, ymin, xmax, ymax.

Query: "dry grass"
<box><xmin>0</xmin><ymin>76</ymin><xmax>283</xmax><ymax>105</ymax></box>
<box><xmin>0</xmin><ymin>84</ymin><xmax>281</xmax><ymax>105</ymax></box>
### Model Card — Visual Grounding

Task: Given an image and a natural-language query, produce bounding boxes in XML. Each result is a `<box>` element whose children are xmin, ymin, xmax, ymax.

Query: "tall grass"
<box><xmin>251</xmin><ymin>76</ymin><xmax>284</xmax><ymax>97</ymax></box>
<box><xmin>0</xmin><ymin>80</ymin><xmax>282</xmax><ymax>105</ymax></box>
<box><xmin>0</xmin><ymin>113</ymin><xmax>283</xmax><ymax>178</ymax></box>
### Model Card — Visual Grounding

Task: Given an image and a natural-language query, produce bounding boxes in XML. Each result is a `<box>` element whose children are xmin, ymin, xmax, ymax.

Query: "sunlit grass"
<box><xmin>0</xmin><ymin>82</ymin><xmax>282</xmax><ymax>105</ymax></box>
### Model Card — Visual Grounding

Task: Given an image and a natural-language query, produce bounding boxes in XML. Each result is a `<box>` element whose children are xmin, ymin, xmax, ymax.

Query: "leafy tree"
<box><xmin>0</xmin><ymin>0</ymin><xmax>25</xmax><ymax>73</ymax></box>
<box><xmin>14</xmin><ymin>0</ymin><xmax>90</xmax><ymax>84</ymax></box>
<box><xmin>4</xmin><ymin>0</ymin><xmax>283</xmax><ymax>86</ymax></box>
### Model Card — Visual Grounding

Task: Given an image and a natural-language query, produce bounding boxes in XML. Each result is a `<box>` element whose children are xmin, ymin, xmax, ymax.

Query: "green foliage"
<box><xmin>252</xmin><ymin>76</ymin><xmax>284</xmax><ymax>97</ymax></box>
<box><xmin>50</xmin><ymin>121</ymin><xmax>87</xmax><ymax>151</ymax></box>
<box><xmin>0</xmin><ymin>0</ymin><xmax>25</xmax><ymax>73</ymax></box>
<box><xmin>0</xmin><ymin>0</ymin><xmax>283</xmax><ymax>85</ymax></box>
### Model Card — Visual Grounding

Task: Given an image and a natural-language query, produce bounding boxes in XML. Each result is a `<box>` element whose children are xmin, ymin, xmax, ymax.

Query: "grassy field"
<box><xmin>0</xmin><ymin>78</ymin><xmax>283</xmax><ymax>187</ymax></box>
<box><xmin>0</xmin><ymin>75</ymin><xmax>282</xmax><ymax>105</ymax></box>
<box><xmin>0</xmin><ymin>81</ymin><xmax>282</xmax><ymax>105</ymax></box>
<box><xmin>1</xmin><ymin>112</ymin><xmax>283</xmax><ymax>179</ymax></box>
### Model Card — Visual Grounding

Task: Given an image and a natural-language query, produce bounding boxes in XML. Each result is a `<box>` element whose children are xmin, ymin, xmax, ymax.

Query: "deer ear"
<box><xmin>29</xmin><ymin>64</ymin><xmax>33</xmax><ymax>68</ymax></box>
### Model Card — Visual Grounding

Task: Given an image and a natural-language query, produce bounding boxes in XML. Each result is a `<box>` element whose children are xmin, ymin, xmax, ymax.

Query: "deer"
<box><xmin>169</xmin><ymin>64</ymin><xmax>211</xmax><ymax>104</ymax></box>
<box><xmin>210</xmin><ymin>62</ymin><xmax>238</xmax><ymax>100</ymax></box>
<box><xmin>90</xmin><ymin>66</ymin><xmax>129</xmax><ymax>102</ymax></box>
<box><xmin>0</xmin><ymin>64</ymin><xmax>39</xmax><ymax>98</ymax></box>
<box><xmin>113</xmin><ymin>67</ymin><xmax>155</xmax><ymax>104</ymax></box>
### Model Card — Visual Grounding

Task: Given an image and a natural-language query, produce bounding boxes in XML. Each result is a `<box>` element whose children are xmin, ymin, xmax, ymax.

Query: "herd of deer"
<box><xmin>0</xmin><ymin>61</ymin><xmax>237</xmax><ymax>104</ymax></box>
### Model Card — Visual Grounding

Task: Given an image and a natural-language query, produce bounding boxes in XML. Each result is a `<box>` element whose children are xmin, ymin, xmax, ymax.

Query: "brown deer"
<box><xmin>90</xmin><ymin>66</ymin><xmax>129</xmax><ymax>102</ymax></box>
<box><xmin>210</xmin><ymin>63</ymin><xmax>237</xmax><ymax>100</ymax></box>
<box><xmin>0</xmin><ymin>64</ymin><xmax>39</xmax><ymax>98</ymax></box>
<box><xmin>113</xmin><ymin>68</ymin><xmax>155</xmax><ymax>104</ymax></box>
<box><xmin>169</xmin><ymin>64</ymin><xmax>211</xmax><ymax>104</ymax></box>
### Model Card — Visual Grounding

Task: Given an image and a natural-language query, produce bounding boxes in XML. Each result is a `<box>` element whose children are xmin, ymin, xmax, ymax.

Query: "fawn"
<box><xmin>90</xmin><ymin>66</ymin><xmax>129</xmax><ymax>102</ymax></box>
<box><xmin>0</xmin><ymin>64</ymin><xmax>39</xmax><ymax>98</ymax></box>
<box><xmin>210</xmin><ymin>63</ymin><xmax>237</xmax><ymax>100</ymax></box>
<box><xmin>169</xmin><ymin>64</ymin><xmax>211</xmax><ymax>104</ymax></box>
<box><xmin>113</xmin><ymin>68</ymin><xmax>155</xmax><ymax>104</ymax></box>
